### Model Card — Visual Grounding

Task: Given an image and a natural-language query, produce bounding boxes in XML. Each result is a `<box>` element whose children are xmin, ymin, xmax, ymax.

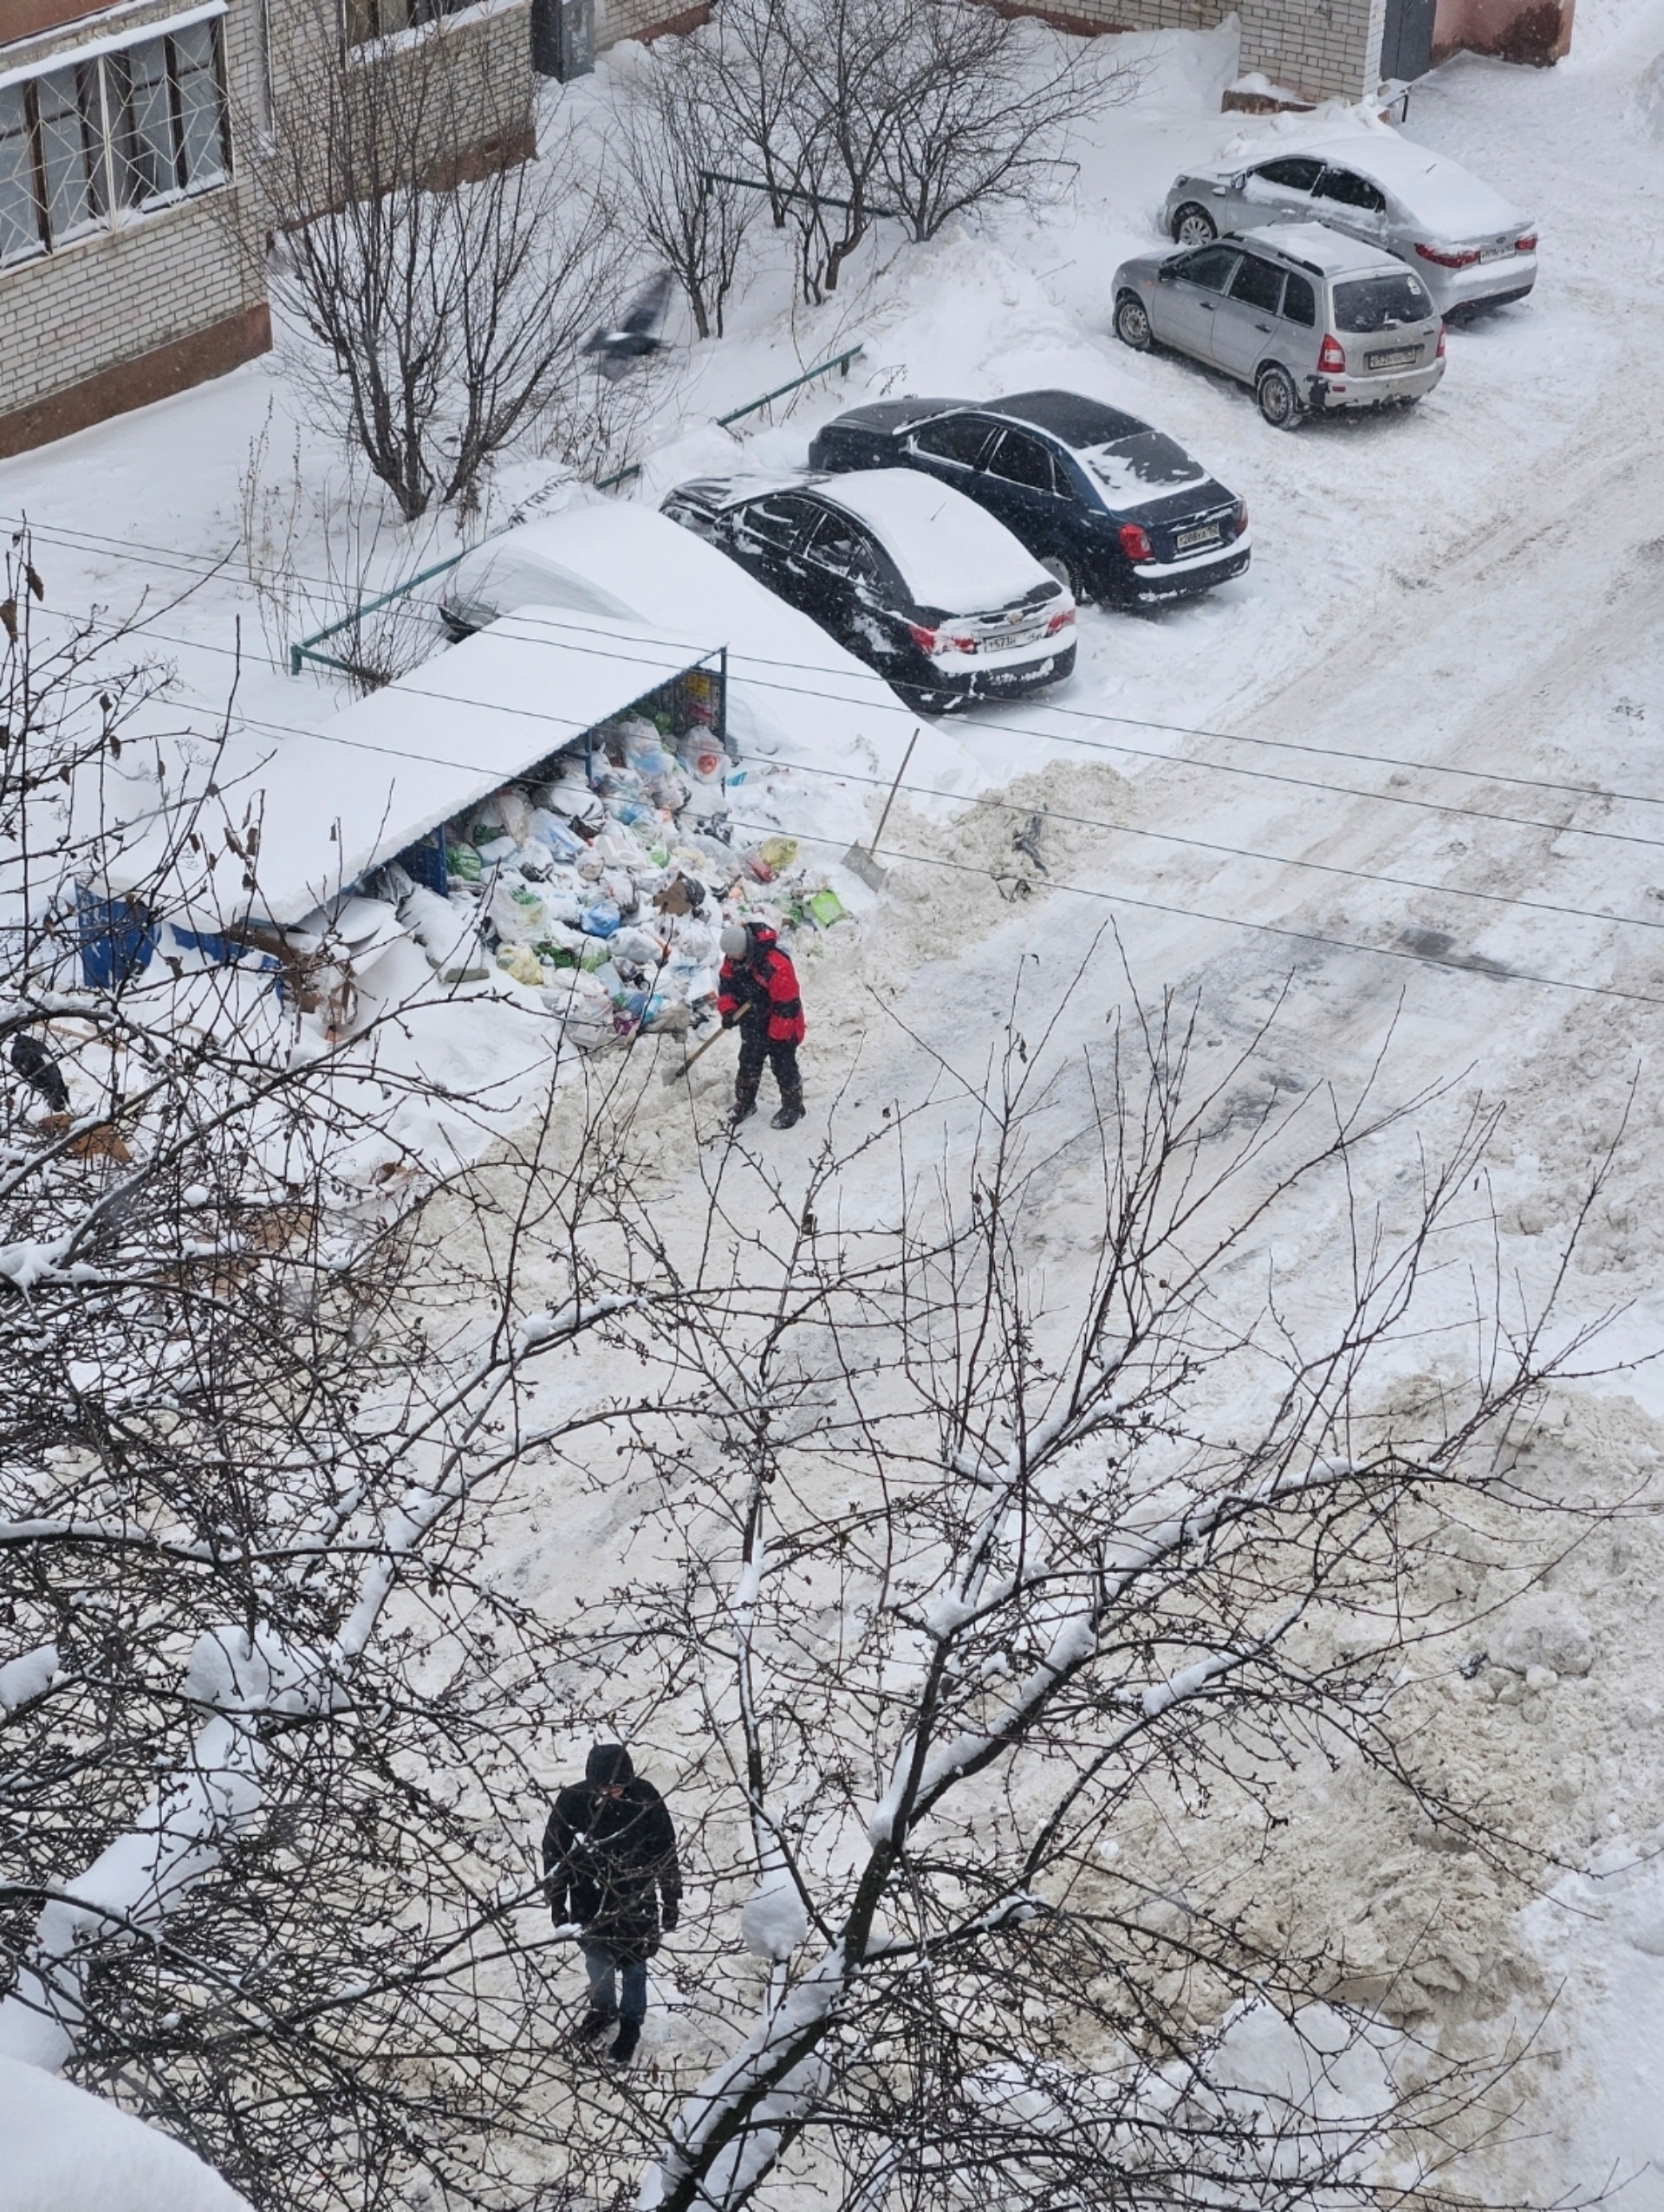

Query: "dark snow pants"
<box><xmin>736</xmin><ymin>1024</ymin><xmax>802</xmax><ymax>1111</ymax></box>
<box><xmin>582</xmin><ymin>1940</ymin><xmax>648</xmax><ymax>2026</ymax></box>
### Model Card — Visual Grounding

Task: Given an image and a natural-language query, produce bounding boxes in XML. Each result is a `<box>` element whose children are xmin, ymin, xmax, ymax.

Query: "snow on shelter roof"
<box><xmin>166</xmin><ymin>609</ymin><xmax>722</xmax><ymax>931</ymax></box>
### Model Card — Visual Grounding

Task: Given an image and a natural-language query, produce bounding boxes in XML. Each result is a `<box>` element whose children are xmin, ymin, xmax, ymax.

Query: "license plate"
<box><xmin>1175</xmin><ymin>525</ymin><xmax>1221</xmax><ymax>551</ymax></box>
<box><xmin>1367</xmin><ymin>346</ymin><xmax>1418</xmax><ymax>371</ymax></box>
<box><xmin>1480</xmin><ymin>244</ymin><xmax>1511</xmax><ymax>261</ymax></box>
<box><xmin>984</xmin><ymin>628</ymin><xmax>1039</xmax><ymax>651</ymax></box>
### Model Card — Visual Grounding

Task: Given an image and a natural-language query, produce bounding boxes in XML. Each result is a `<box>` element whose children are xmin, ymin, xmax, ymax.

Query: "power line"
<box><xmin>74</xmin><ymin>637</ymin><xmax>1664</xmax><ymax>1014</ymax></box>
<box><xmin>62</xmin><ymin>602</ymin><xmax>1664</xmax><ymax>953</ymax></box>
<box><xmin>71</xmin><ymin>597</ymin><xmax>1664</xmax><ymax>869</ymax></box>
<box><xmin>17</xmin><ymin>509</ymin><xmax>1664</xmax><ymax>825</ymax></box>
<box><xmin>720</xmin><ymin>810</ymin><xmax>1664</xmax><ymax>1015</ymax></box>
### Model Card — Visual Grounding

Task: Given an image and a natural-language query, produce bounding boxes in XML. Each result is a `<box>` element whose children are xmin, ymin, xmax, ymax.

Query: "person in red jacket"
<box><xmin>718</xmin><ymin>921</ymin><xmax>805</xmax><ymax>1129</ymax></box>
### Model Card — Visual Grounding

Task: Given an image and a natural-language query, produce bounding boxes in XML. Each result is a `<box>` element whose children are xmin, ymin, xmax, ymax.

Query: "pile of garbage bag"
<box><xmin>389</xmin><ymin>714</ymin><xmax>848</xmax><ymax>1050</ymax></box>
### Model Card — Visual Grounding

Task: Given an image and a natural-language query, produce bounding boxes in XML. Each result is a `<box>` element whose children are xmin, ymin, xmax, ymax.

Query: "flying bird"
<box><xmin>583</xmin><ymin>271</ymin><xmax>675</xmax><ymax>382</ymax></box>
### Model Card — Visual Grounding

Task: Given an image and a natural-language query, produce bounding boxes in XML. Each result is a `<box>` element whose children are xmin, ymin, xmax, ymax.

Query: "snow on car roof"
<box><xmin>670</xmin><ymin>472</ymin><xmax>826</xmax><ymax>512</ymax></box>
<box><xmin>827</xmin><ymin>398</ymin><xmax>968</xmax><ymax>432</ymax></box>
<box><xmin>815</xmin><ymin>468</ymin><xmax>1049</xmax><ymax>612</ymax></box>
<box><xmin>1238</xmin><ymin>221</ymin><xmax>1405</xmax><ymax>276</ymax></box>
<box><xmin>1293</xmin><ymin>134</ymin><xmax>1526</xmax><ymax>237</ymax></box>
<box><xmin>986</xmin><ymin>390</ymin><xmax>1148</xmax><ymax>450</ymax></box>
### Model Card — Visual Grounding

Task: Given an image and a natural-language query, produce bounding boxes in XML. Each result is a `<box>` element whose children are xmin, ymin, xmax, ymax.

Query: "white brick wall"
<box><xmin>906</xmin><ymin>0</ymin><xmax>1384</xmax><ymax>103</ymax></box>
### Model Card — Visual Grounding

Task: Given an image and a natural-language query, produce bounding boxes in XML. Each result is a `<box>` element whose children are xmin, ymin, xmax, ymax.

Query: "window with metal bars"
<box><xmin>342</xmin><ymin>0</ymin><xmax>474</xmax><ymax>45</ymax></box>
<box><xmin>0</xmin><ymin>16</ymin><xmax>229</xmax><ymax>269</ymax></box>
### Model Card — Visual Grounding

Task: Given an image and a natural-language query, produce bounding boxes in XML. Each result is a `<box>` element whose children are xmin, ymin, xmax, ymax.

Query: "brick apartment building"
<box><xmin>0</xmin><ymin>0</ymin><xmax>532</xmax><ymax>459</ymax></box>
<box><xmin>0</xmin><ymin>0</ymin><xmax>1575</xmax><ymax>463</ymax></box>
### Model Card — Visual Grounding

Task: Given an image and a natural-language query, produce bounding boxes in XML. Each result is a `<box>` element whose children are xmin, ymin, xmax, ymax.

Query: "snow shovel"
<box><xmin>842</xmin><ymin>728</ymin><xmax>919</xmax><ymax>892</ymax></box>
<box><xmin>662</xmin><ymin>1020</ymin><xmax>730</xmax><ymax>1086</ymax></box>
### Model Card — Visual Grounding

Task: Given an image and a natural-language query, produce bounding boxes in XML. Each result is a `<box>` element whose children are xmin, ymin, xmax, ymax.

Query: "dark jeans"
<box><xmin>582</xmin><ymin>1939</ymin><xmax>647</xmax><ymax>2026</ymax></box>
<box><xmin>737</xmin><ymin>1025</ymin><xmax>802</xmax><ymax>1107</ymax></box>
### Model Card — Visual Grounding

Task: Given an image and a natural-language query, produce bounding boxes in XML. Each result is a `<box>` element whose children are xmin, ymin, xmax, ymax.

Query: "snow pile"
<box><xmin>0</xmin><ymin>2055</ymin><xmax>250</xmax><ymax>2211</ymax></box>
<box><xmin>0</xmin><ymin>1644</ymin><xmax>56</xmax><ymax>1716</ymax></box>
<box><xmin>739</xmin><ymin>1865</ymin><xmax>810</xmax><ymax>1960</ymax></box>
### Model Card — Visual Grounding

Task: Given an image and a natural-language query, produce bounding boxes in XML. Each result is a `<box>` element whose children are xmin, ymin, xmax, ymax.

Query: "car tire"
<box><xmin>1256</xmin><ymin>365</ymin><xmax>1303</xmax><ymax>432</ymax></box>
<box><xmin>1114</xmin><ymin>293</ymin><xmax>1153</xmax><ymax>352</ymax></box>
<box><xmin>1040</xmin><ymin>554</ymin><xmax>1086</xmax><ymax>602</ymax></box>
<box><xmin>1171</xmin><ymin>203</ymin><xmax>1218</xmax><ymax>246</ymax></box>
<box><xmin>894</xmin><ymin>681</ymin><xmax>953</xmax><ymax>717</ymax></box>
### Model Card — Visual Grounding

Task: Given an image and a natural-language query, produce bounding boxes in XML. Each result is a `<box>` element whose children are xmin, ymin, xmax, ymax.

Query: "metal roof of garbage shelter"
<box><xmin>187</xmin><ymin>608</ymin><xmax>721</xmax><ymax>931</ymax></box>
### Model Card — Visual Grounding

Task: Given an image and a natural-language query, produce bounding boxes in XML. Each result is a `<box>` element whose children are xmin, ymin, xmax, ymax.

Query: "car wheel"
<box><xmin>1040</xmin><ymin>554</ymin><xmax>1086</xmax><ymax>602</ymax></box>
<box><xmin>1171</xmin><ymin>203</ymin><xmax>1217</xmax><ymax>246</ymax></box>
<box><xmin>1113</xmin><ymin>293</ymin><xmax>1153</xmax><ymax>352</ymax></box>
<box><xmin>894</xmin><ymin>681</ymin><xmax>952</xmax><ymax>717</ymax></box>
<box><xmin>1256</xmin><ymin>365</ymin><xmax>1303</xmax><ymax>432</ymax></box>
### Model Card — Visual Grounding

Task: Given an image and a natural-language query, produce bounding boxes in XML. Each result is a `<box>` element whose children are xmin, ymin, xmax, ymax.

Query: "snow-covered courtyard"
<box><xmin>3</xmin><ymin>0</ymin><xmax>1664</xmax><ymax>2202</ymax></box>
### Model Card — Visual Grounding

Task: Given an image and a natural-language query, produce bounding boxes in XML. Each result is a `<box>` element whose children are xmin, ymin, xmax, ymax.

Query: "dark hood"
<box><xmin>587</xmin><ymin>1743</ymin><xmax>634</xmax><ymax>1787</ymax></box>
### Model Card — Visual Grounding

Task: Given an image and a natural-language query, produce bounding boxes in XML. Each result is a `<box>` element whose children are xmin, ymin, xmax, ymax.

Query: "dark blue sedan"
<box><xmin>807</xmin><ymin>389</ymin><xmax>1250</xmax><ymax>608</ymax></box>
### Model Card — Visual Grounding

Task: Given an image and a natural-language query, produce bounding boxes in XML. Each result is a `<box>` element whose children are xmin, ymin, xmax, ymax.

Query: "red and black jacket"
<box><xmin>718</xmin><ymin>924</ymin><xmax>805</xmax><ymax>1044</ymax></box>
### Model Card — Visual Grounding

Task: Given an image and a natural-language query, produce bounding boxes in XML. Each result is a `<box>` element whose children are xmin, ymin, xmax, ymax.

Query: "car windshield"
<box><xmin>1331</xmin><ymin>274</ymin><xmax>1433</xmax><ymax>332</ymax></box>
<box><xmin>1080</xmin><ymin>433</ymin><xmax>1205</xmax><ymax>511</ymax></box>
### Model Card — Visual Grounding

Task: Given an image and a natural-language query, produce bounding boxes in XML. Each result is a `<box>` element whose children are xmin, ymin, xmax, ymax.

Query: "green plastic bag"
<box><xmin>806</xmin><ymin>887</ymin><xmax>848</xmax><ymax>929</ymax></box>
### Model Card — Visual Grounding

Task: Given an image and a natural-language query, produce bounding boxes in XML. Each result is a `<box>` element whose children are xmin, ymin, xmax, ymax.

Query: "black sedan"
<box><xmin>660</xmin><ymin>469</ymin><xmax>1076</xmax><ymax>713</ymax></box>
<box><xmin>806</xmin><ymin>390</ymin><xmax>1250</xmax><ymax>607</ymax></box>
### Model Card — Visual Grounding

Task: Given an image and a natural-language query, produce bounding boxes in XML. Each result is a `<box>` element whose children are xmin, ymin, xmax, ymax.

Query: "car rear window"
<box><xmin>1082</xmin><ymin>432</ymin><xmax>1205</xmax><ymax>510</ymax></box>
<box><xmin>912</xmin><ymin>416</ymin><xmax>994</xmax><ymax>468</ymax></box>
<box><xmin>1331</xmin><ymin>274</ymin><xmax>1433</xmax><ymax>332</ymax></box>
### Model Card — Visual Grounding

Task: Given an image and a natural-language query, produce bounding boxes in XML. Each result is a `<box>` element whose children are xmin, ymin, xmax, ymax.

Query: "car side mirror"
<box><xmin>1157</xmin><ymin>265</ymin><xmax>1176</xmax><ymax>283</ymax></box>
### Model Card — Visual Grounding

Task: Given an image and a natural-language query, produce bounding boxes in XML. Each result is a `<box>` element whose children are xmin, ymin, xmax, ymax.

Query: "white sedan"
<box><xmin>1161</xmin><ymin>134</ymin><xmax>1537</xmax><ymax>318</ymax></box>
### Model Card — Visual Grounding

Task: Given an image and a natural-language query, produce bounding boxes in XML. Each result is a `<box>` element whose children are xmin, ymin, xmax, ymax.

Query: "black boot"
<box><xmin>575</xmin><ymin>2007</ymin><xmax>614</xmax><ymax>2046</ymax></box>
<box><xmin>608</xmin><ymin>2020</ymin><xmax>641</xmax><ymax>2066</ymax></box>
<box><xmin>731</xmin><ymin>1086</ymin><xmax>758</xmax><ymax>1128</ymax></box>
<box><xmin>770</xmin><ymin>1094</ymin><xmax>805</xmax><ymax>1130</ymax></box>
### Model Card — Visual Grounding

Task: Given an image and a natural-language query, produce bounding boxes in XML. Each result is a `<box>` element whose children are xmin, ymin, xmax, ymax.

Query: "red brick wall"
<box><xmin>1432</xmin><ymin>0</ymin><xmax>1575</xmax><ymax>64</ymax></box>
<box><xmin>0</xmin><ymin>0</ymin><xmax>107</xmax><ymax>43</ymax></box>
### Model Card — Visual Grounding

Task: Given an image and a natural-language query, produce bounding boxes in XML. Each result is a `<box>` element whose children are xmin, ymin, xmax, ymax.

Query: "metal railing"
<box><xmin>289</xmin><ymin>343</ymin><xmax>865</xmax><ymax>677</ymax></box>
<box><xmin>699</xmin><ymin>168</ymin><xmax>900</xmax><ymax>221</ymax></box>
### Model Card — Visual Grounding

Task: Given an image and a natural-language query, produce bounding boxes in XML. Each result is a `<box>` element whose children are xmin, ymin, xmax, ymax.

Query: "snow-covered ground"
<box><xmin>5</xmin><ymin>0</ymin><xmax>1664</xmax><ymax>2197</ymax></box>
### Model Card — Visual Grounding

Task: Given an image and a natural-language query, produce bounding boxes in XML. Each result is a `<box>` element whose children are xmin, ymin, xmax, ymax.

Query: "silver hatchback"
<box><xmin>1112</xmin><ymin>223</ymin><xmax>1446</xmax><ymax>430</ymax></box>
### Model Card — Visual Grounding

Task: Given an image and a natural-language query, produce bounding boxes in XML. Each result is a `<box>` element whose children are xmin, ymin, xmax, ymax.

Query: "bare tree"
<box><xmin>694</xmin><ymin>0</ymin><xmax>1107</xmax><ymax>300</ymax></box>
<box><xmin>0</xmin><ymin>542</ymin><xmax>665</xmax><ymax>2206</ymax></box>
<box><xmin>535</xmin><ymin>965</ymin><xmax>1611</xmax><ymax>2212</ymax></box>
<box><xmin>877</xmin><ymin>7</ymin><xmax>1116</xmax><ymax>244</ymax></box>
<box><xmin>611</xmin><ymin>40</ymin><xmax>757</xmax><ymax>342</ymax></box>
<box><xmin>0</xmin><ymin>549</ymin><xmax>1617</xmax><ymax>2212</ymax></box>
<box><xmin>254</xmin><ymin>0</ymin><xmax>615</xmax><ymax>522</ymax></box>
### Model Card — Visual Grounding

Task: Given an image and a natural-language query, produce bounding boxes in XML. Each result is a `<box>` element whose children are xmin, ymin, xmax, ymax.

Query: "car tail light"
<box><xmin>909</xmin><ymin>621</ymin><xmax>978</xmax><ymax>654</ymax></box>
<box><xmin>1436</xmin><ymin>322</ymin><xmax>1447</xmax><ymax>358</ymax></box>
<box><xmin>1233</xmin><ymin>500</ymin><xmax>1249</xmax><ymax>537</ymax></box>
<box><xmin>1044</xmin><ymin>608</ymin><xmax>1075</xmax><ymax>635</ymax></box>
<box><xmin>1414</xmin><ymin>242</ymin><xmax>1481</xmax><ymax>269</ymax></box>
<box><xmin>1118</xmin><ymin>523</ymin><xmax>1154</xmax><ymax>563</ymax></box>
<box><xmin>1516</xmin><ymin>232</ymin><xmax>1537</xmax><ymax>252</ymax></box>
<box><xmin>1317</xmin><ymin>334</ymin><xmax>1346</xmax><ymax>374</ymax></box>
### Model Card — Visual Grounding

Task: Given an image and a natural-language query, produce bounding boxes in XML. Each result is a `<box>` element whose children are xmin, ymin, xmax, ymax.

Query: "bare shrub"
<box><xmin>694</xmin><ymin>0</ymin><xmax>1111</xmax><ymax>300</ymax></box>
<box><xmin>610</xmin><ymin>41</ymin><xmax>757</xmax><ymax>342</ymax></box>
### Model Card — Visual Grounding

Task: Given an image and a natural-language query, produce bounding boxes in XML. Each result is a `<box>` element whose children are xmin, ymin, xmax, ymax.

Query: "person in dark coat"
<box><xmin>543</xmin><ymin>1743</ymin><xmax>681</xmax><ymax>2066</ymax></box>
<box><xmin>717</xmin><ymin>921</ymin><xmax>805</xmax><ymax>1130</ymax></box>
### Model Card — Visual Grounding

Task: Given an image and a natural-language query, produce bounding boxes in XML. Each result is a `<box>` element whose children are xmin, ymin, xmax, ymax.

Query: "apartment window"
<box><xmin>0</xmin><ymin>14</ymin><xmax>229</xmax><ymax>269</ymax></box>
<box><xmin>344</xmin><ymin>0</ymin><xmax>472</xmax><ymax>45</ymax></box>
